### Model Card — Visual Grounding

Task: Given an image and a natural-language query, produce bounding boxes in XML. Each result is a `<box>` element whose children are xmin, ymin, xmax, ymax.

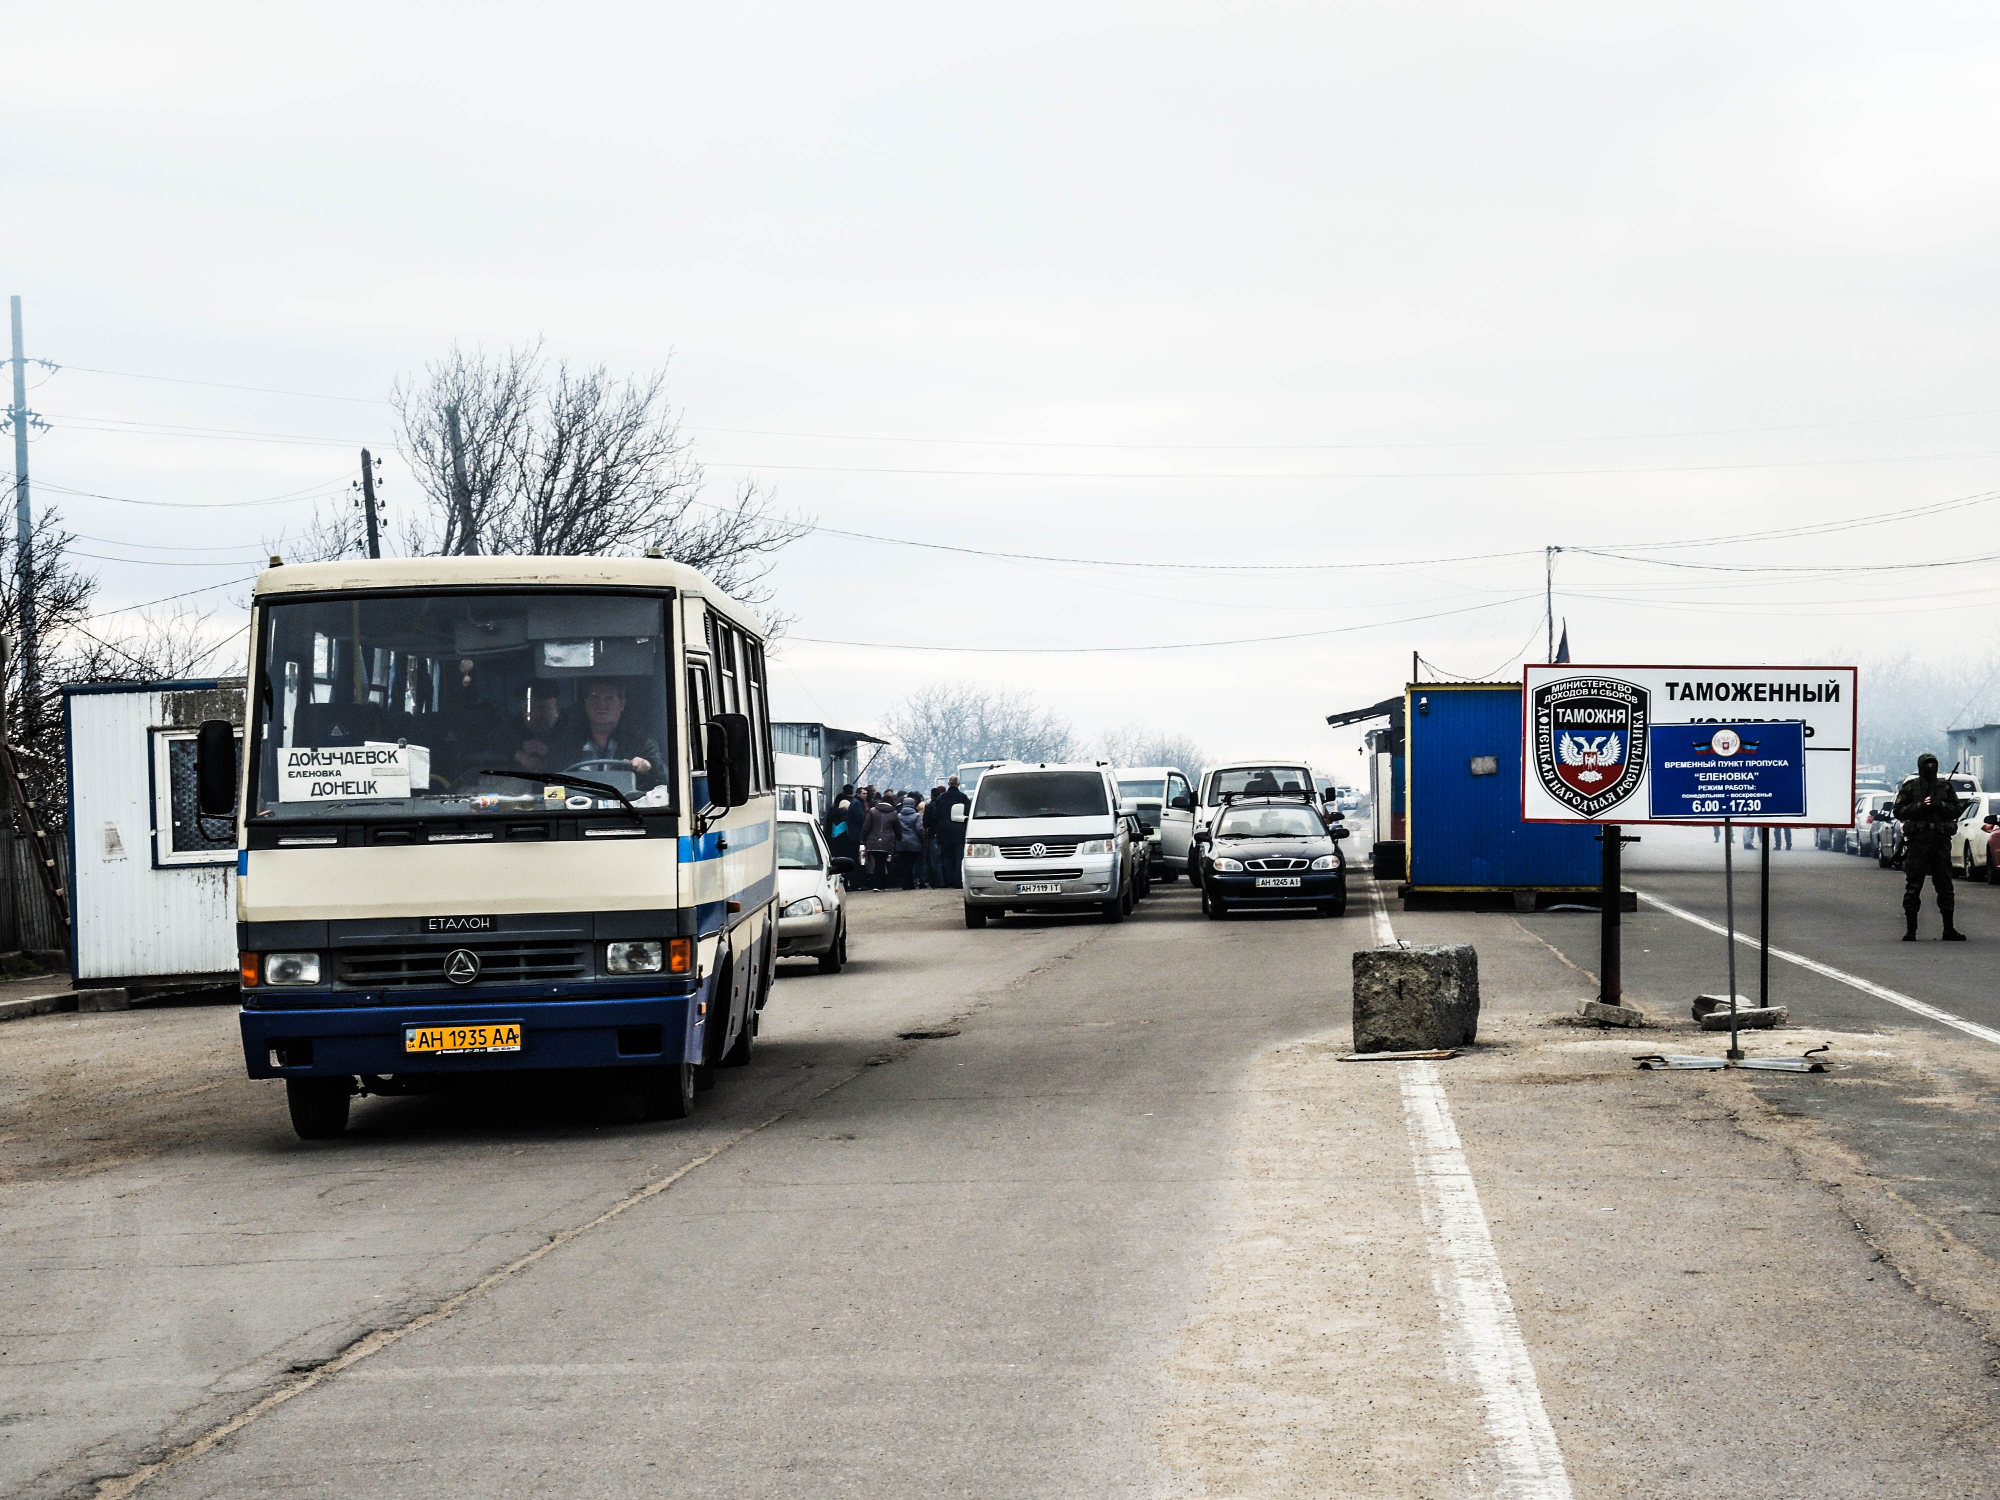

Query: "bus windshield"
<box><xmin>251</xmin><ymin>591</ymin><xmax>673</xmax><ymax>820</ymax></box>
<box><xmin>1117</xmin><ymin>779</ymin><xmax>1166</xmax><ymax>801</ymax></box>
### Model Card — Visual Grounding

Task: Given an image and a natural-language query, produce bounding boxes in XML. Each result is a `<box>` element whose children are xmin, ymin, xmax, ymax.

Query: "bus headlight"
<box><xmin>783</xmin><ymin>896</ymin><xmax>824</xmax><ymax>917</ymax></box>
<box><xmin>606</xmin><ymin>940</ymin><xmax>664</xmax><ymax>974</ymax></box>
<box><xmin>264</xmin><ymin>952</ymin><xmax>321</xmax><ymax>986</ymax></box>
<box><xmin>965</xmin><ymin>843</ymin><xmax>999</xmax><ymax>860</ymax></box>
<box><xmin>1076</xmin><ymin>838</ymin><xmax>1113</xmax><ymax>856</ymax></box>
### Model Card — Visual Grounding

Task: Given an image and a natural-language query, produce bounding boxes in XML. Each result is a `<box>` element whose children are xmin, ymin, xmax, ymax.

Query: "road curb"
<box><xmin>0</xmin><ymin>987</ymin><xmax>128</xmax><ymax>1025</ymax></box>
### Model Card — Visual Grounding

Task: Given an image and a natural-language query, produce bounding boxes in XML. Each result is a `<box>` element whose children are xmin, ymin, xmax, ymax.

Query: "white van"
<box><xmin>1196</xmin><ymin>760</ymin><xmax>1321</xmax><ymax>837</ymax></box>
<box><xmin>1116</xmin><ymin>766</ymin><xmax>1196</xmax><ymax>881</ymax></box>
<box><xmin>960</xmin><ymin>763</ymin><xmax>1133</xmax><ymax>927</ymax></box>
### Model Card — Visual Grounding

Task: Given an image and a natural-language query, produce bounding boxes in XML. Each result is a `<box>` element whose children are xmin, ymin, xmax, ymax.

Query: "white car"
<box><xmin>1115</xmin><ymin>765</ymin><xmax>1196</xmax><ymax>882</ymax></box>
<box><xmin>1852</xmin><ymin>791</ymin><xmax>1897</xmax><ymax>858</ymax></box>
<box><xmin>1952</xmin><ymin>790</ymin><xmax>2000</xmax><ymax>881</ymax></box>
<box><xmin>775</xmin><ymin>810</ymin><xmax>852</xmax><ymax>972</ymax></box>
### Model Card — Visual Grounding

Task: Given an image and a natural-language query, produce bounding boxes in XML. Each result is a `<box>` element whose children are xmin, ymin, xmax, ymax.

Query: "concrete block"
<box><xmin>75</xmin><ymin>988</ymin><xmax>131</xmax><ymax>1013</ymax></box>
<box><xmin>1352</xmin><ymin>944</ymin><xmax>1479</xmax><ymax>1053</ymax></box>
<box><xmin>1692</xmin><ymin>993</ymin><xmax>1753</xmax><ymax>1021</ymax></box>
<box><xmin>1699</xmin><ymin>1005</ymin><xmax>1787</xmax><ymax>1031</ymax></box>
<box><xmin>1576</xmin><ymin>998</ymin><xmax>1648</xmax><ymax>1027</ymax></box>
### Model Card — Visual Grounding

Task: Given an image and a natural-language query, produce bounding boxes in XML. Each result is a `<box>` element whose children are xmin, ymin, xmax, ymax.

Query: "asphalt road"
<box><xmin>5</xmin><ymin>867</ymin><xmax>2000</xmax><ymax>1498</ymax></box>
<box><xmin>1523</xmin><ymin>827</ymin><xmax>2000</xmax><ymax>1266</ymax></box>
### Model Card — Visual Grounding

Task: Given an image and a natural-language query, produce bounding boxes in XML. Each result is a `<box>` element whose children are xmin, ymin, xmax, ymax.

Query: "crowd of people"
<box><xmin>826</xmin><ymin>776</ymin><xmax>972</xmax><ymax>891</ymax></box>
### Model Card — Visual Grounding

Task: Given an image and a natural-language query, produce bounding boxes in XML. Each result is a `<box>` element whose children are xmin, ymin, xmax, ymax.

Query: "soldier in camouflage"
<box><xmin>1894</xmin><ymin>752</ymin><xmax>1965</xmax><ymax>941</ymax></box>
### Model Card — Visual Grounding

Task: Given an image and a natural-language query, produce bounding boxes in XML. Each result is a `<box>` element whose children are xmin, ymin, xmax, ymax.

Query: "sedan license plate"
<box><xmin>405</xmin><ymin>1023</ymin><xmax>522</xmax><ymax>1056</ymax></box>
<box><xmin>1016</xmin><ymin>882</ymin><xmax>1062</xmax><ymax>894</ymax></box>
<box><xmin>1254</xmin><ymin>876</ymin><xmax>1302</xmax><ymax>889</ymax></box>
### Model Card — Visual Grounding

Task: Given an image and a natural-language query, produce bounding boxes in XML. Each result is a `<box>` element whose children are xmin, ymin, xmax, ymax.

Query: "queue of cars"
<box><xmin>1823</xmin><ymin>771</ymin><xmax>2000</xmax><ymax>881</ymax></box>
<box><xmin>957</xmin><ymin>758</ymin><xmax>1351</xmax><ymax>927</ymax></box>
<box><xmin>781</xmin><ymin>757</ymin><xmax>1356</xmax><ymax>953</ymax></box>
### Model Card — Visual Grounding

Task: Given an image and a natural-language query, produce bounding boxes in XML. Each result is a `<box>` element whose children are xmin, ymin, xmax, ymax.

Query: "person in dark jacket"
<box><xmin>1895</xmin><ymin>753</ymin><xmax>1965</xmax><ymax>940</ymax></box>
<box><xmin>862</xmin><ymin>794</ymin><xmax>901</xmax><ymax>891</ymax></box>
<box><xmin>828</xmin><ymin>783</ymin><xmax>862</xmax><ymax>882</ymax></box>
<box><xmin>893</xmin><ymin>797</ymin><xmax>924</xmax><ymax>890</ymax></box>
<box><xmin>934</xmin><ymin>775</ymin><xmax>972</xmax><ymax>887</ymax></box>
<box><xmin>922</xmin><ymin>784</ymin><xmax>947</xmax><ymax>888</ymax></box>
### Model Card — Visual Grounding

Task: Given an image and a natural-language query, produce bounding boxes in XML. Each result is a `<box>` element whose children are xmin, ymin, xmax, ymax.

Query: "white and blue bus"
<box><xmin>196</xmin><ymin>555</ymin><xmax>779</xmax><ymax>1138</ymax></box>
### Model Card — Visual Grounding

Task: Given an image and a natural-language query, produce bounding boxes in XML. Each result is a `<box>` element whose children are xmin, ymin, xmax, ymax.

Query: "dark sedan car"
<box><xmin>1196</xmin><ymin>797</ymin><xmax>1349</xmax><ymax>918</ymax></box>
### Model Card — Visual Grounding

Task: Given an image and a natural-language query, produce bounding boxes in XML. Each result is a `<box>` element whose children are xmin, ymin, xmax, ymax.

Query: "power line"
<box><xmin>44</xmin><ymin>357</ymin><xmax>2000</xmax><ymax>449</ymax></box>
<box><xmin>82</xmin><ymin>576</ymin><xmax>257</xmax><ymax>621</ymax></box>
<box><xmin>700</xmin><ymin>447</ymin><xmax>2000</xmax><ymax>482</ymax></box>
<box><xmin>1570</xmin><ymin>547</ymin><xmax>2000</xmax><ymax>575</ymax></box>
<box><xmin>42</xmin><ymin>412</ymin><xmax>360</xmax><ymax>447</ymax></box>
<box><xmin>36</xmin><ymin>474</ymin><xmax>351</xmax><ymax>509</ymax></box>
<box><xmin>788</xmin><ymin>593</ymin><xmax>1541</xmax><ymax>654</ymax></box>
<box><xmin>49</xmin><ymin>363</ymin><xmax>391</xmax><ymax>406</ymax></box>
<box><xmin>71</xmin><ymin>550</ymin><xmax>269</xmax><ymax>568</ymax></box>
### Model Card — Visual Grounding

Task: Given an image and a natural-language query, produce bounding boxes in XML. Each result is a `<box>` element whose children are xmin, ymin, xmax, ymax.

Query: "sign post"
<box><xmin>1522</xmin><ymin>664</ymin><xmax>1856</xmax><ymax>1047</ymax></box>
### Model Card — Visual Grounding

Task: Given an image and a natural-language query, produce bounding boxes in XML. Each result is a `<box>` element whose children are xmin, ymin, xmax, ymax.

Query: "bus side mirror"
<box><xmin>705</xmin><ymin>712</ymin><xmax>754</xmax><ymax>809</ymax></box>
<box><xmin>195</xmin><ymin>719</ymin><xmax>238</xmax><ymax>817</ymax></box>
<box><xmin>1170</xmin><ymin>793</ymin><xmax>1193</xmax><ymax>811</ymax></box>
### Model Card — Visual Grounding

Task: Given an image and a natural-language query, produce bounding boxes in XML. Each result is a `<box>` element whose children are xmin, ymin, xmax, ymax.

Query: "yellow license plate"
<box><xmin>404</xmin><ymin>1023</ymin><xmax>522</xmax><ymax>1056</ymax></box>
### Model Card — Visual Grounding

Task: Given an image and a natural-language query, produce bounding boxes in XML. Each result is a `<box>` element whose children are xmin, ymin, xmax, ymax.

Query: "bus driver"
<box><xmin>574</xmin><ymin>679</ymin><xmax>662</xmax><ymax>787</ymax></box>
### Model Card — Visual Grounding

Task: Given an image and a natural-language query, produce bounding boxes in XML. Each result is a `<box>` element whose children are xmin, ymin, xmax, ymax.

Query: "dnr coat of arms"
<box><xmin>1532</xmin><ymin>676</ymin><xmax>1649</xmax><ymax>817</ymax></box>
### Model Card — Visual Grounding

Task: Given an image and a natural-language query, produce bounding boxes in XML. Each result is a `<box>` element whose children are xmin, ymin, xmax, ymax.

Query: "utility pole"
<box><xmin>358</xmin><ymin>448</ymin><xmax>382</xmax><ymax>560</ymax></box>
<box><xmin>8</xmin><ymin>298</ymin><xmax>33</xmax><ymax>700</ymax></box>
<box><xmin>1544</xmin><ymin>546</ymin><xmax>1561</xmax><ymax>663</ymax></box>
<box><xmin>445</xmin><ymin>404</ymin><xmax>477</xmax><ymax>555</ymax></box>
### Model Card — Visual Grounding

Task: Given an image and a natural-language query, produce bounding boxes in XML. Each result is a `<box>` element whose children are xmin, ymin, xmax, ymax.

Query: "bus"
<box><xmin>195</xmin><ymin>555</ymin><xmax>779</xmax><ymax>1139</ymax></box>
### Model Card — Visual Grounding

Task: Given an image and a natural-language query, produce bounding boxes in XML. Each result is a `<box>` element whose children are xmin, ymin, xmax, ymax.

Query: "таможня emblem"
<box><xmin>1533</xmin><ymin>676</ymin><xmax>1649</xmax><ymax>817</ymax></box>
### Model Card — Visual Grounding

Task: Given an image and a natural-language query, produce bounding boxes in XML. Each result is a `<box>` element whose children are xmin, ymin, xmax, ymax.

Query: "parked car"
<box><xmin>1853</xmin><ymin>792</ymin><xmax>1898</xmax><ymax>859</ymax></box>
<box><xmin>1953</xmin><ymin>791</ymin><xmax>2000</xmax><ymax>881</ymax></box>
<box><xmin>1194</xmin><ymin>796</ymin><xmax>1350</xmax><ymax>918</ymax></box>
<box><xmin>1875</xmin><ymin>772</ymin><xmax>1982</xmax><ymax>874</ymax></box>
<box><xmin>1118</xmin><ymin>804</ymin><xmax>1153</xmax><ymax>899</ymax></box>
<box><xmin>961</xmin><ymin>762</ymin><xmax>1135</xmax><ymax>926</ymax></box>
<box><xmin>1116</xmin><ymin>766</ymin><xmax>1196</xmax><ymax>882</ymax></box>
<box><xmin>775</xmin><ymin>810</ymin><xmax>853</xmax><ymax>972</ymax></box>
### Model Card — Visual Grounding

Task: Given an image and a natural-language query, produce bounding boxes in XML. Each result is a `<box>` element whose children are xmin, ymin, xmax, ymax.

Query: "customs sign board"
<box><xmin>1521</xmin><ymin>664</ymin><xmax>1855</xmax><ymax>826</ymax></box>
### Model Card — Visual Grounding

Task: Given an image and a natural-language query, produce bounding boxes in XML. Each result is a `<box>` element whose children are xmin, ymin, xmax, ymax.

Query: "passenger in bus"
<box><xmin>573</xmin><ymin>679</ymin><xmax>663</xmax><ymax>787</ymax></box>
<box><xmin>513</xmin><ymin>686</ymin><xmax>564</xmax><ymax>773</ymax></box>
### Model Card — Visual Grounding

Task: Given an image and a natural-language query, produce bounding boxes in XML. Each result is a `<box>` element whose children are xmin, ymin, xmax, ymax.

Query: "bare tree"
<box><xmin>1099</xmin><ymin>723</ymin><xmax>1206</xmax><ymax>777</ymax></box>
<box><xmin>264</xmin><ymin>499</ymin><xmax>367</xmax><ymax>565</ymax></box>
<box><xmin>389</xmin><ymin>343</ymin><xmax>808</xmax><ymax>616</ymax></box>
<box><xmin>866</xmin><ymin>683</ymin><xmax>1079</xmax><ymax>791</ymax></box>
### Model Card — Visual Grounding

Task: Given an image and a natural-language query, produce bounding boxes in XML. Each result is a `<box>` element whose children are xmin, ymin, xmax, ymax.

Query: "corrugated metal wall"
<box><xmin>1407</xmin><ymin>685</ymin><xmax>1599</xmax><ymax>889</ymax></box>
<box><xmin>68</xmin><ymin>690</ymin><xmax>237</xmax><ymax>983</ymax></box>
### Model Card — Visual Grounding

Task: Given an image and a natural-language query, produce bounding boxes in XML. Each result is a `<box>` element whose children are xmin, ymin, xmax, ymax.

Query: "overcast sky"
<box><xmin>10</xmin><ymin>2</ymin><xmax>2000</xmax><ymax>769</ymax></box>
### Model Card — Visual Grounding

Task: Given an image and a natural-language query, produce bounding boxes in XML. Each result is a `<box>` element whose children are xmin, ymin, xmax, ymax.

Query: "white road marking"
<box><xmin>1402</xmin><ymin>1062</ymin><xmax>1574</xmax><ymax>1499</ymax></box>
<box><xmin>1369</xmin><ymin>876</ymin><xmax>1397</xmax><ymax>946</ymax></box>
<box><xmin>1638</xmin><ymin>891</ymin><xmax>2000</xmax><ymax>1048</ymax></box>
<box><xmin>1375</xmin><ymin>877</ymin><xmax>1572</xmax><ymax>1497</ymax></box>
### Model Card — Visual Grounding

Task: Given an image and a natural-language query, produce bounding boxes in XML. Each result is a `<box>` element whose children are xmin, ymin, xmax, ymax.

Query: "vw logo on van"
<box><xmin>443</xmin><ymin>948</ymin><xmax>482</xmax><ymax>986</ymax></box>
<box><xmin>1029</xmin><ymin>842</ymin><xmax>1046</xmax><ymax>859</ymax></box>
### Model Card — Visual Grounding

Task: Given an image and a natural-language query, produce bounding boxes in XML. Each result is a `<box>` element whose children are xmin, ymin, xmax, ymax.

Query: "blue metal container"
<box><xmin>1405</xmin><ymin>684</ymin><xmax>1599</xmax><ymax>892</ymax></box>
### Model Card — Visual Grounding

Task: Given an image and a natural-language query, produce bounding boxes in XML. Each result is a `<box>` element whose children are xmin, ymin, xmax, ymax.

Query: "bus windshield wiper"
<box><xmin>477</xmin><ymin>768</ymin><xmax>642</xmax><ymax>818</ymax></box>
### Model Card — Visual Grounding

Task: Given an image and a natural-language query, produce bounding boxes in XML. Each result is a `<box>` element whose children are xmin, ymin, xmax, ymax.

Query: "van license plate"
<box><xmin>405</xmin><ymin>1023</ymin><xmax>522</xmax><ymax>1056</ymax></box>
<box><xmin>1016</xmin><ymin>882</ymin><xmax>1062</xmax><ymax>894</ymax></box>
<box><xmin>1255</xmin><ymin>877</ymin><xmax>1302</xmax><ymax>889</ymax></box>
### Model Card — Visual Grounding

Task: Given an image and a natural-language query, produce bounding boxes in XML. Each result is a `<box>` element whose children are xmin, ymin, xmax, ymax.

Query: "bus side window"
<box><xmin>746</xmin><ymin>640</ymin><xmax>773</xmax><ymax>792</ymax></box>
<box><xmin>686</xmin><ymin>663</ymin><xmax>712</xmax><ymax>768</ymax></box>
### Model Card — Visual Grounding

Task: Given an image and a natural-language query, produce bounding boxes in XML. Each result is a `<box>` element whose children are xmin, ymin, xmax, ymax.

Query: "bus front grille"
<box><xmin>335</xmin><ymin>942</ymin><xmax>590</xmax><ymax>988</ymax></box>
